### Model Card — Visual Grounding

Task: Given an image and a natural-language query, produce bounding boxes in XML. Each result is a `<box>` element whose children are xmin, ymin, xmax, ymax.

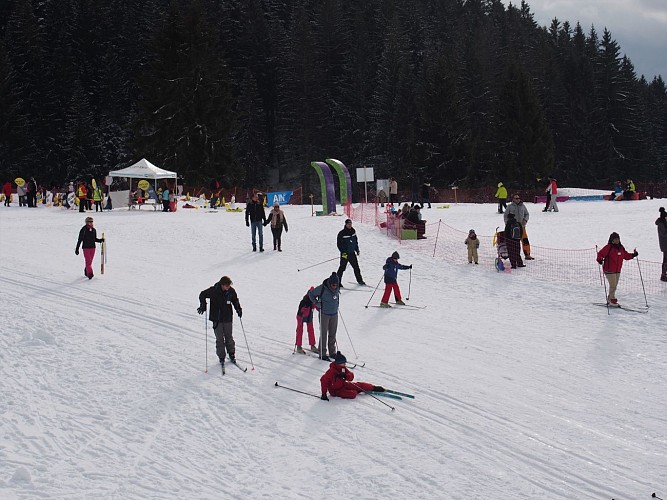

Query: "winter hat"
<box><xmin>334</xmin><ymin>351</ymin><xmax>347</xmax><ymax>365</ymax></box>
<box><xmin>85</xmin><ymin>216</ymin><xmax>94</xmax><ymax>223</ymax></box>
<box><xmin>391</xmin><ymin>251</ymin><xmax>400</xmax><ymax>259</ymax></box>
<box><xmin>273</xmin><ymin>201</ymin><xmax>280</xmax><ymax>207</ymax></box>
<box><xmin>328</xmin><ymin>272</ymin><xmax>339</xmax><ymax>286</ymax></box>
<box><xmin>608</xmin><ymin>232</ymin><xmax>620</xmax><ymax>244</ymax></box>
<box><xmin>469</xmin><ymin>229</ymin><xmax>476</xmax><ymax>234</ymax></box>
<box><xmin>659</xmin><ymin>207</ymin><xmax>666</xmax><ymax>218</ymax></box>
<box><xmin>344</xmin><ymin>218</ymin><xmax>352</xmax><ymax>224</ymax></box>
<box><xmin>498</xmin><ymin>182</ymin><xmax>503</xmax><ymax>187</ymax></box>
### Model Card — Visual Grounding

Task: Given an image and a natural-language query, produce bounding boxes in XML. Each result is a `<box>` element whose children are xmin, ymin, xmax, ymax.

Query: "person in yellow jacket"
<box><xmin>92</xmin><ymin>182</ymin><xmax>103</xmax><ymax>212</ymax></box>
<box><xmin>495</xmin><ymin>182</ymin><xmax>508</xmax><ymax>214</ymax></box>
<box><xmin>77</xmin><ymin>183</ymin><xmax>88</xmax><ymax>212</ymax></box>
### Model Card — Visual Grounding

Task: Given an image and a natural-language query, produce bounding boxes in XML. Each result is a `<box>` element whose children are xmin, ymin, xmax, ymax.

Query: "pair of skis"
<box><xmin>292</xmin><ymin>348</ymin><xmax>365</xmax><ymax>368</ymax></box>
<box><xmin>365</xmin><ymin>389</ymin><xmax>414</xmax><ymax>401</ymax></box>
<box><xmin>220</xmin><ymin>360</ymin><xmax>248</xmax><ymax>375</ymax></box>
<box><xmin>592</xmin><ymin>302</ymin><xmax>648</xmax><ymax>313</ymax></box>
<box><xmin>368</xmin><ymin>303</ymin><xmax>426</xmax><ymax>310</ymax></box>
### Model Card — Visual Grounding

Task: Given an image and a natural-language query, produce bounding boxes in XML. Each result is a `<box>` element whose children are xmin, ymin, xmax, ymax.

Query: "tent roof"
<box><xmin>108</xmin><ymin>159</ymin><xmax>177</xmax><ymax>179</ymax></box>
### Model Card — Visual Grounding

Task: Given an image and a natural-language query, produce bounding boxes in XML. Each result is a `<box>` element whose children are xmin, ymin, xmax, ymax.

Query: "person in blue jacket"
<box><xmin>379</xmin><ymin>251</ymin><xmax>412</xmax><ymax>308</ymax></box>
<box><xmin>308</xmin><ymin>272</ymin><xmax>341</xmax><ymax>361</ymax></box>
<box><xmin>336</xmin><ymin>219</ymin><xmax>365</xmax><ymax>286</ymax></box>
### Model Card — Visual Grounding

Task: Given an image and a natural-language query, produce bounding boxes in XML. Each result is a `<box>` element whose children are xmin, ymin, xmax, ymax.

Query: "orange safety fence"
<box><xmin>344</xmin><ymin>202</ymin><xmax>667</xmax><ymax>298</ymax></box>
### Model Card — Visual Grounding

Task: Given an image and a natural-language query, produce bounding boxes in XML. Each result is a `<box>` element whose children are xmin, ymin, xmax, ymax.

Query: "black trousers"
<box><xmin>337</xmin><ymin>253</ymin><xmax>364</xmax><ymax>283</ymax></box>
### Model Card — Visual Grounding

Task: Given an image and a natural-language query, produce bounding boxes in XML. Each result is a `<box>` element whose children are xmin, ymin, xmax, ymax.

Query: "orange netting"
<box><xmin>345</xmin><ymin>202</ymin><xmax>667</xmax><ymax>297</ymax></box>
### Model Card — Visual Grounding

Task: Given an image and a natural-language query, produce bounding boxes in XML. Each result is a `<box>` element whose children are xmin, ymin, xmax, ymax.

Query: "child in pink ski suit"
<box><xmin>295</xmin><ymin>287</ymin><xmax>317</xmax><ymax>354</ymax></box>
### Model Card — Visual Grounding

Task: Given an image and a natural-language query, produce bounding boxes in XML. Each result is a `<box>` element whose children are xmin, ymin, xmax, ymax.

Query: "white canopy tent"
<box><xmin>108</xmin><ymin>159</ymin><xmax>178</xmax><ymax>209</ymax></box>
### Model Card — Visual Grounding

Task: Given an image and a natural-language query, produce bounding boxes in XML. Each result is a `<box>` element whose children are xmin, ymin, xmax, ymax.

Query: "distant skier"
<box><xmin>656</xmin><ymin>207</ymin><xmax>667</xmax><ymax>282</ymax></box>
<box><xmin>197</xmin><ymin>276</ymin><xmax>243</xmax><ymax>364</ymax></box>
<box><xmin>379</xmin><ymin>251</ymin><xmax>412</xmax><ymax>308</ymax></box>
<box><xmin>320</xmin><ymin>351</ymin><xmax>384</xmax><ymax>400</ymax></box>
<box><xmin>596</xmin><ymin>232</ymin><xmax>637</xmax><ymax>306</ymax></box>
<box><xmin>75</xmin><ymin>216</ymin><xmax>104</xmax><ymax>279</ymax></box>
<box><xmin>495</xmin><ymin>182</ymin><xmax>508</xmax><ymax>214</ymax></box>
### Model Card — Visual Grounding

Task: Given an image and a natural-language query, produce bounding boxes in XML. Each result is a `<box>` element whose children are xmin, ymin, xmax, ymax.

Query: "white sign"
<box><xmin>356</xmin><ymin>167</ymin><xmax>374</xmax><ymax>182</ymax></box>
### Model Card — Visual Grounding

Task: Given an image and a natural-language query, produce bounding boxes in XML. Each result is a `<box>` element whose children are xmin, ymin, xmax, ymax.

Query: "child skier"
<box><xmin>464</xmin><ymin>229</ymin><xmax>480</xmax><ymax>264</ymax></box>
<box><xmin>197</xmin><ymin>276</ymin><xmax>243</xmax><ymax>364</ymax></box>
<box><xmin>75</xmin><ymin>216</ymin><xmax>104</xmax><ymax>279</ymax></box>
<box><xmin>320</xmin><ymin>352</ymin><xmax>385</xmax><ymax>400</ymax></box>
<box><xmin>379</xmin><ymin>251</ymin><xmax>412</xmax><ymax>308</ymax></box>
<box><xmin>295</xmin><ymin>287</ymin><xmax>318</xmax><ymax>354</ymax></box>
<box><xmin>596</xmin><ymin>232</ymin><xmax>637</xmax><ymax>306</ymax></box>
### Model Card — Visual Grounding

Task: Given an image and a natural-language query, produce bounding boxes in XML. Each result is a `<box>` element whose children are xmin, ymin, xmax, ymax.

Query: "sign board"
<box><xmin>356</xmin><ymin>167</ymin><xmax>374</xmax><ymax>182</ymax></box>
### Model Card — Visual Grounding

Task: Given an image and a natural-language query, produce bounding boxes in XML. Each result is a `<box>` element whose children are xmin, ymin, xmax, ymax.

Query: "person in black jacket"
<box><xmin>336</xmin><ymin>219</ymin><xmax>365</xmax><ymax>286</ymax></box>
<box><xmin>245</xmin><ymin>192</ymin><xmax>267</xmax><ymax>252</ymax></box>
<box><xmin>198</xmin><ymin>276</ymin><xmax>243</xmax><ymax>364</ymax></box>
<box><xmin>75</xmin><ymin>216</ymin><xmax>104</xmax><ymax>279</ymax></box>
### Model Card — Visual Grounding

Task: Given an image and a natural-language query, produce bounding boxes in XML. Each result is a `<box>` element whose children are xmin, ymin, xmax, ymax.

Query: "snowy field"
<box><xmin>1</xmin><ymin>197</ymin><xmax>666</xmax><ymax>500</ymax></box>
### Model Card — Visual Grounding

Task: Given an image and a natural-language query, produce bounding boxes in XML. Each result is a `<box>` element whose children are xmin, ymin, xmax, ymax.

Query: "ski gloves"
<box><xmin>321</xmin><ymin>393</ymin><xmax>329</xmax><ymax>401</ymax></box>
<box><xmin>633</xmin><ymin>250</ymin><xmax>639</xmax><ymax>257</ymax></box>
<box><xmin>75</xmin><ymin>249</ymin><xmax>79</xmax><ymax>255</ymax></box>
<box><xmin>341</xmin><ymin>253</ymin><xmax>347</xmax><ymax>259</ymax></box>
<box><xmin>197</xmin><ymin>305</ymin><xmax>206</xmax><ymax>315</ymax></box>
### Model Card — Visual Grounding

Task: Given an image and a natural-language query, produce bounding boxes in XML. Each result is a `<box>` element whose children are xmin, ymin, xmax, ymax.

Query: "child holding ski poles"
<box><xmin>295</xmin><ymin>287</ymin><xmax>318</xmax><ymax>354</ymax></box>
<box><xmin>596</xmin><ymin>232</ymin><xmax>637</xmax><ymax>307</ymax></box>
<box><xmin>379</xmin><ymin>251</ymin><xmax>412</xmax><ymax>308</ymax></box>
<box><xmin>320</xmin><ymin>351</ymin><xmax>384</xmax><ymax>400</ymax></box>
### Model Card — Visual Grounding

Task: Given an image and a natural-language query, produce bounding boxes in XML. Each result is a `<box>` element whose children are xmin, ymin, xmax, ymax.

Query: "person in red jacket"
<box><xmin>2</xmin><ymin>181</ymin><xmax>12</xmax><ymax>206</ymax></box>
<box><xmin>596</xmin><ymin>232</ymin><xmax>637</xmax><ymax>306</ymax></box>
<box><xmin>320</xmin><ymin>352</ymin><xmax>384</xmax><ymax>400</ymax></box>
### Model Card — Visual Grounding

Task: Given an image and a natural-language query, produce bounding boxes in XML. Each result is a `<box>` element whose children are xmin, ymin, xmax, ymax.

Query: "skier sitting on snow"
<box><xmin>320</xmin><ymin>352</ymin><xmax>384</xmax><ymax>400</ymax></box>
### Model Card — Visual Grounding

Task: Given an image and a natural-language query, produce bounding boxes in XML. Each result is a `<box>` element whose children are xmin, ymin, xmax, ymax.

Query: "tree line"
<box><xmin>0</xmin><ymin>0</ymin><xmax>665</xmax><ymax>194</ymax></box>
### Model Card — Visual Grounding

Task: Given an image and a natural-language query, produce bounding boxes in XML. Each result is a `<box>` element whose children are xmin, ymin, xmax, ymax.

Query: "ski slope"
<box><xmin>1</xmin><ymin>198</ymin><xmax>665</xmax><ymax>499</ymax></box>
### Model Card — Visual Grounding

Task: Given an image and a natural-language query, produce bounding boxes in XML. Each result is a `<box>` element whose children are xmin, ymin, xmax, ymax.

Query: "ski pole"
<box><xmin>407</xmin><ymin>266</ymin><xmax>412</xmax><ymax>300</ymax></box>
<box><xmin>652</xmin><ymin>493</ymin><xmax>664</xmax><ymax>500</ymax></box>
<box><xmin>274</xmin><ymin>382</ymin><xmax>321</xmax><ymax>399</ymax></box>
<box><xmin>635</xmin><ymin>256</ymin><xmax>649</xmax><ymax>308</ymax></box>
<box><xmin>364</xmin><ymin>275</ymin><xmax>384</xmax><ymax>308</ymax></box>
<box><xmin>596</xmin><ymin>245</ymin><xmax>610</xmax><ymax>315</ymax></box>
<box><xmin>297</xmin><ymin>257</ymin><xmax>339</xmax><ymax>272</ymax></box>
<box><xmin>239</xmin><ymin>318</ymin><xmax>255</xmax><ymax>371</ymax></box>
<box><xmin>337</xmin><ymin>309</ymin><xmax>358</xmax><ymax>358</ymax></box>
<box><xmin>205</xmin><ymin>315</ymin><xmax>208</xmax><ymax>373</ymax></box>
<box><xmin>351</xmin><ymin>382</ymin><xmax>394</xmax><ymax>411</ymax></box>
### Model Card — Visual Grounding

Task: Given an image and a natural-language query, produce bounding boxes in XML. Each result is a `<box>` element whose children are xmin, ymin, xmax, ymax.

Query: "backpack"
<box><xmin>508</xmin><ymin>220</ymin><xmax>522</xmax><ymax>240</ymax></box>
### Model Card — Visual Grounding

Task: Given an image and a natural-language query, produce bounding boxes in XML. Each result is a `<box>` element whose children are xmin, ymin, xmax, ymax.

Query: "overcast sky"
<box><xmin>503</xmin><ymin>0</ymin><xmax>667</xmax><ymax>80</ymax></box>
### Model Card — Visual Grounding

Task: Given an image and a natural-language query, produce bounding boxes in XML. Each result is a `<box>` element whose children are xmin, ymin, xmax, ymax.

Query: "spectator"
<box><xmin>495</xmin><ymin>182</ymin><xmax>508</xmax><ymax>214</ymax></box>
<box><xmin>504</xmin><ymin>193</ymin><xmax>532</xmax><ymax>260</ymax></box>
<box><xmin>389</xmin><ymin>177</ymin><xmax>398</xmax><ymax>204</ymax></box>
<box><xmin>420</xmin><ymin>181</ymin><xmax>432</xmax><ymax>209</ymax></box>
<box><xmin>245</xmin><ymin>192</ymin><xmax>267</xmax><ymax>252</ymax></box>
<box><xmin>264</xmin><ymin>202</ymin><xmax>288</xmax><ymax>251</ymax></box>
<box><xmin>2</xmin><ymin>180</ymin><xmax>11</xmax><ymax>206</ymax></box>
<box><xmin>656</xmin><ymin>207</ymin><xmax>667</xmax><ymax>282</ymax></box>
<box><xmin>504</xmin><ymin>213</ymin><xmax>525</xmax><ymax>269</ymax></box>
<box><xmin>465</xmin><ymin>229</ymin><xmax>480</xmax><ymax>264</ymax></box>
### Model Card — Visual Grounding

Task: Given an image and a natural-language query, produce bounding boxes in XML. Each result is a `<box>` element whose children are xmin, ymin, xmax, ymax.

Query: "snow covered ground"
<box><xmin>1</xmin><ymin>197</ymin><xmax>666</xmax><ymax>499</ymax></box>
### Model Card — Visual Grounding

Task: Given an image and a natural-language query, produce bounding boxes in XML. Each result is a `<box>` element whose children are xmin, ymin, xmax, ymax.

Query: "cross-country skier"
<box><xmin>198</xmin><ymin>276</ymin><xmax>243</xmax><ymax>364</ymax></box>
<box><xmin>379</xmin><ymin>251</ymin><xmax>412</xmax><ymax>308</ymax></box>
<box><xmin>596</xmin><ymin>232</ymin><xmax>637</xmax><ymax>307</ymax></box>
<box><xmin>320</xmin><ymin>351</ymin><xmax>384</xmax><ymax>400</ymax></box>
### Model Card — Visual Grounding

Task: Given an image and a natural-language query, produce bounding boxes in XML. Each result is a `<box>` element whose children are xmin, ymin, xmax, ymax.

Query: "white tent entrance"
<box><xmin>108</xmin><ymin>159</ymin><xmax>178</xmax><ymax>210</ymax></box>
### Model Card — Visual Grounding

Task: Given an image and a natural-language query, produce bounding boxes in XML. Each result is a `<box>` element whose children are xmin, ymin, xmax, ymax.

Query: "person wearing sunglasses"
<box><xmin>75</xmin><ymin>216</ymin><xmax>104</xmax><ymax>279</ymax></box>
<box><xmin>503</xmin><ymin>194</ymin><xmax>533</xmax><ymax>260</ymax></box>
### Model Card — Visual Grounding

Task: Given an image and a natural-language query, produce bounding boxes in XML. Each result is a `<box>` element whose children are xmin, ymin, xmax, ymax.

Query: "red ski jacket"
<box><xmin>320</xmin><ymin>362</ymin><xmax>355</xmax><ymax>395</ymax></box>
<box><xmin>597</xmin><ymin>244</ymin><xmax>634</xmax><ymax>273</ymax></box>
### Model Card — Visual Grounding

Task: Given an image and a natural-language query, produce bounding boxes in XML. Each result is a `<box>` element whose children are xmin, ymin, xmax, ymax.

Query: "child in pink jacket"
<box><xmin>295</xmin><ymin>287</ymin><xmax>317</xmax><ymax>354</ymax></box>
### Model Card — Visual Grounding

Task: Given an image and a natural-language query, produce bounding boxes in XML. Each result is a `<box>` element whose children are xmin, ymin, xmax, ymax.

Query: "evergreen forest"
<box><xmin>0</xmin><ymin>0</ymin><xmax>665</xmax><ymax>192</ymax></box>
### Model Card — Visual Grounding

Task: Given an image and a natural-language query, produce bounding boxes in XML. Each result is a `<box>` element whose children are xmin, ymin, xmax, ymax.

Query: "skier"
<box><xmin>464</xmin><ymin>229</ymin><xmax>480</xmax><ymax>264</ymax></box>
<box><xmin>75</xmin><ymin>216</ymin><xmax>104</xmax><ymax>279</ymax></box>
<box><xmin>264</xmin><ymin>202</ymin><xmax>288</xmax><ymax>251</ymax></box>
<box><xmin>320</xmin><ymin>351</ymin><xmax>384</xmax><ymax>400</ymax></box>
<box><xmin>336</xmin><ymin>219</ymin><xmax>365</xmax><ymax>286</ymax></box>
<box><xmin>197</xmin><ymin>276</ymin><xmax>243</xmax><ymax>364</ymax></box>
<box><xmin>656</xmin><ymin>207</ymin><xmax>667</xmax><ymax>282</ymax></box>
<box><xmin>295</xmin><ymin>287</ymin><xmax>318</xmax><ymax>354</ymax></box>
<box><xmin>245</xmin><ymin>192</ymin><xmax>266</xmax><ymax>252</ymax></box>
<box><xmin>308</xmin><ymin>272</ymin><xmax>340</xmax><ymax>361</ymax></box>
<box><xmin>379</xmin><ymin>251</ymin><xmax>412</xmax><ymax>308</ymax></box>
<box><xmin>596</xmin><ymin>232</ymin><xmax>637</xmax><ymax>306</ymax></box>
<box><xmin>495</xmin><ymin>182</ymin><xmax>508</xmax><ymax>214</ymax></box>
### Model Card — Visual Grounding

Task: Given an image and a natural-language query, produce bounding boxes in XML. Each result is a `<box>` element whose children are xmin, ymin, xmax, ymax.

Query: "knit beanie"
<box><xmin>334</xmin><ymin>351</ymin><xmax>347</xmax><ymax>365</ymax></box>
<box><xmin>329</xmin><ymin>272</ymin><xmax>339</xmax><ymax>286</ymax></box>
<box><xmin>391</xmin><ymin>251</ymin><xmax>400</xmax><ymax>259</ymax></box>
